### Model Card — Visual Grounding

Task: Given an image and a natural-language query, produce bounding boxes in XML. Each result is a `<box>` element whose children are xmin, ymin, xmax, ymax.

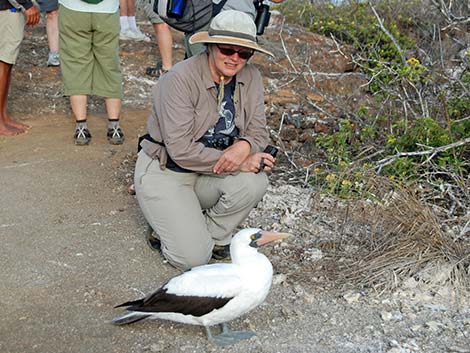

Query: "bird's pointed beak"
<box><xmin>256</xmin><ymin>231</ymin><xmax>291</xmax><ymax>246</ymax></box>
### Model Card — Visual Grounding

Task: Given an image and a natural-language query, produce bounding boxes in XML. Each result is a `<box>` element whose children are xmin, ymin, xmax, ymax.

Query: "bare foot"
<box><xmin>0</xmin><ymin>124</ymin><xmax>21</xmax><ymax>136</ymax></box>
<box><xmin>6</xmin><ymin>118</ymin><xmax>31</xmax><ymax>132</ymax></box>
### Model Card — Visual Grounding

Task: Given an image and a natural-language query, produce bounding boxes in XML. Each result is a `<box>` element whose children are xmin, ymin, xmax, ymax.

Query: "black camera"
<box><xmin>254</xmin><ymin>1</ymin><xmax>271</xmax><ymax>35</ymax></box>
<box><xmin>259</xmin><ymin>144</ymin><xmax>278</xmax><ymax>172</ymax></box>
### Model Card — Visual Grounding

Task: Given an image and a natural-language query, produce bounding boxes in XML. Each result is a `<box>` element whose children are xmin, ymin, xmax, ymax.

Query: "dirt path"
<box><xmin>0</xmin><ymin>111</ymin><xmax>176</xmax><ymax>353</ymax></box>
<box><xmin>1</xmin><ymin>112</ymin><xmax>469</xmax><ymax>353</ymax></box>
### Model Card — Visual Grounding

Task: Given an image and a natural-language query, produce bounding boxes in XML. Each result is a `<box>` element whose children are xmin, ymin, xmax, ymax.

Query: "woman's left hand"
<box><xmin>213</xmin><ymin>140</ymin><xmax>251</xmax><ymax>174</ymax></box>
<box><xmin>240</xmin><ymin>152</ymin><xmax>275</xmax><ymax>174</ymax></box>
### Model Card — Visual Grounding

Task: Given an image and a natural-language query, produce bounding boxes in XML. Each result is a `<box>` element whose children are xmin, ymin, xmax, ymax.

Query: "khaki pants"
<box><xmin>135</xmin><ymin>151</ymin><xmax>268</xmax><ymax>270</ymax></box>
<box><xmin>58</xmin><ymin>5</ymin><xmax>122</xmax><ymax>98</ymax></box>
<box><xmin>0</xmin><ymin>10</ymin><xmax>25</xmax><ymax>65</ymax></box>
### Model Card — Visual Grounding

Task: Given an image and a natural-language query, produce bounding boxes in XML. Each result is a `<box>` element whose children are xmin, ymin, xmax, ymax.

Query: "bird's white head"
<box><xmin>230</xmin><ymin>228</ymin><xmax>291</xmax><ymax>261</ymax></box>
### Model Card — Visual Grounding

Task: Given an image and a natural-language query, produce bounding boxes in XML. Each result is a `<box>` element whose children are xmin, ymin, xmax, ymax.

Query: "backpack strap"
<box><xmin>212</xmin><ymin>0</ymin><xmax>228</xmax><ymax>17</ymax></box>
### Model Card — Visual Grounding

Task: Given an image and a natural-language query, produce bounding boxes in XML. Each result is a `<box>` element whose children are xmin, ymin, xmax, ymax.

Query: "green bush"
<box><xmin>278</xmin><ymin>1</ymin><xmax>469</xmax><ymax>214</ymax></box>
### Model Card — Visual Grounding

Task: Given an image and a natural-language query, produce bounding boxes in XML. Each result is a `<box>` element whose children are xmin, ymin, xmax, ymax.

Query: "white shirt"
<box><xmin>59</xmin><ymin>0</ymin><xmax>119</xmax><ymax>13</ymax></box>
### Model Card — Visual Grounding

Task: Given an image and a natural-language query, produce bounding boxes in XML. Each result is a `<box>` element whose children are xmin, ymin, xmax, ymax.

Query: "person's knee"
<box><xmin>155</xmin><ymin>22</ymin><xmax>170</xmax><ymax>33</ymax></box>
<box><xmin>229</xmin><ymin>173</ymin><xmax>268</xmax><ymax>205</ymax></box>
<box><xmin>164</xmin><ymin>247</ymin><xmax>212</xmax><ymax>270</ymax></box>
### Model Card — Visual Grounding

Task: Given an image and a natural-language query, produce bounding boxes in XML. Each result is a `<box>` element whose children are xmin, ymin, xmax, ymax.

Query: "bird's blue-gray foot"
<box><xmin>205</xmin><ymin>324</ymin><xmax>256</xmax><ymax>346</ymax></box>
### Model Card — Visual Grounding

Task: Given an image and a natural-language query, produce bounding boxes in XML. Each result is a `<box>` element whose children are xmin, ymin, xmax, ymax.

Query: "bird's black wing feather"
<box><xmin>126</xmin><ymin>287</ymin><xmax>233</xmax><ymax>317</ymax></box>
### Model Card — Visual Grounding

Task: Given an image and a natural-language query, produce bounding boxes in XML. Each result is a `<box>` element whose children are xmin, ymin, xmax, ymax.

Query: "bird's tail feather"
<box><xmin>114</xmin><ymin>299</ymin><xmax>144</xmax><ymax>309</ymax></box>
<box><xmin>111</xmin><ymin>312</ymin><xmax>152</xmax><ymax>326</ymax></box>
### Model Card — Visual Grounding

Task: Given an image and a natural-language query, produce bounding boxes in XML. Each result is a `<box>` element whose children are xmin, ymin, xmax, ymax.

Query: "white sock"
<box><xmin>120</xmin><ymin>16</ymin><xmax>129</xmax><ymax>32</ymax></box>
<box><xmin>128</xmin><ymin>16</ymin><xmax>138</xmax><ymax>31</ymax></box>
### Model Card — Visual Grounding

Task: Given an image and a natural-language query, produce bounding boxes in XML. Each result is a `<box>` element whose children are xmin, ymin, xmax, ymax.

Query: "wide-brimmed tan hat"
<box><xmin>189</xmin><ymin>10</ymin><xmax>274</xmax><ymax>57</ymax></box>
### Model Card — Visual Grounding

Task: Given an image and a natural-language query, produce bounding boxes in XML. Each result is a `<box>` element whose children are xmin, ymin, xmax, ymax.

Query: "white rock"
<box><xmin>343</xmin><ymin>291</ymin><xmax>361</xmax><ymax>304</ymax></box>
<box><xmin>381</xmin><ymin>311</ymin><xmax>394</xmax><ymax>321</ymax></box>
<box><xmin>272</xmin><ymin>273</ymin><xmax>287</xmax><ymax>285</ymax></box>
<box><xmin>403</xmin><ymin>277</ymin><xmax>418</xmax><ymax>289</ymax></box>
<box><xmin>386</xmin><ymin>348</ymin><xmax>402</xmax><ymax>353</ymax></box>
<box><xmin>426</xmin><ymin>320</ymin><xmax>442</xmax><ymax>331</ymax></box>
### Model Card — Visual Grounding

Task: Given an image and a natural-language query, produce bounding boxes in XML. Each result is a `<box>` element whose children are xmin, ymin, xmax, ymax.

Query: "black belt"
<box><xmin>138</xmin><ymin>133</ymin><xmax>164</xmax><ymax>153</ymax></box>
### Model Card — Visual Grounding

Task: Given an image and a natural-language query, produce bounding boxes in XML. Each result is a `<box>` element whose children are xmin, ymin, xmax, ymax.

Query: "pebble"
<box><xmin>447</xmin><ymin>346</ymin><xmax>470</xmax><ymax>353</ymax></box>
<box><xmin>425</xmin><ymin>320</ymin><xmax>442</xmax><ymax>331</ymax></box>
<box><xmin>403</xmin><ymin>277</ymin><xmax>419</xmax><ymax>289</ymax></box>
<box><xmin>381</xmin><ymin>311</ymin><xmax>394</xmax><ymax>321</ymax></box>
<box><xmin>272</xmin><ymin>273</ymin><xmax>287</xmax><ymax>285</ymax></box>
<box><xmin>343</xmin><ymin>291</ymin><xmax>361</xmax><ymax>304</ymax></box>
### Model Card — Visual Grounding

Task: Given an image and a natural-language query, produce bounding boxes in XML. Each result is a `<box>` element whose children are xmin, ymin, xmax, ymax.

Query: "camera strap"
<box><xmin>7</xmin><ymin>0</ymin><xmax>26</xmax><ymax>12</ymax></box>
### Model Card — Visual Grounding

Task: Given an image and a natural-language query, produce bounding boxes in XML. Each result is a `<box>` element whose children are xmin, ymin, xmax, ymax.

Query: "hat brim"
<box><xmin>189</xmin><ymin>32</ymin><xmax>274</xmax><ymax>57</ymax></box>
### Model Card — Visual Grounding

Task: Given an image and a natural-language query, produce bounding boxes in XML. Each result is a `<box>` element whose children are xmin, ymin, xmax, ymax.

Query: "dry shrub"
<box><xmin>333</xmin><ymin>176</ymin><xmax>469</xmax><ymax>292</ymax></box>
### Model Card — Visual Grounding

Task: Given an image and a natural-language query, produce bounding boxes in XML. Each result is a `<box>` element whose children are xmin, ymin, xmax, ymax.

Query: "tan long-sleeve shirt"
<box><xmin>141</xmin><ymin>52</ymin><xmax>269</xmax><ymax>174</ymax></box>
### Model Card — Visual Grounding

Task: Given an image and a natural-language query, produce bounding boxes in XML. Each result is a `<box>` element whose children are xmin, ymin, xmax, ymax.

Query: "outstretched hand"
<box><xmin>24</xmin><ymin>6</ymin><xmax>40</xmax><ymax>26</ymax></box>
<box><xmin>213</xmin><ymin>140</ymin><xmax>251</xmax><ymax>174</ymax></box>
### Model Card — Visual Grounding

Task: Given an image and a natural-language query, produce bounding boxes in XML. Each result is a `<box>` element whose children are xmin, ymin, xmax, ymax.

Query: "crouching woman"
<box><xmin>135</xmin><ymin>10</ymin><xmax>276</xmax><ymax>270</ymax></box>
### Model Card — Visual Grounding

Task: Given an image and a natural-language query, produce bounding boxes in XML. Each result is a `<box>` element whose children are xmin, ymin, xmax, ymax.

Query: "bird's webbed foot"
<box><xmin>205</xmin><ymin>324</ymin><xmax>256</xmax><ymax>346</ymax></box>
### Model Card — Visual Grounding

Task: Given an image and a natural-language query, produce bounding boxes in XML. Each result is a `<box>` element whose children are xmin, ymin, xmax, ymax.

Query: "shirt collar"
<box><xmin>196</xmin><ymin>52</ymin><xmax>249</xmax><ymax>90</ymax></box>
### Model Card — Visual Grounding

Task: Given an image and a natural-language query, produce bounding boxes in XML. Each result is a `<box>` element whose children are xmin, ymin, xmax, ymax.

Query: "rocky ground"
<box><xmin>1</xmin><ymin>10</ymin><xmax>468</xmax><ymax>353</ymax></box>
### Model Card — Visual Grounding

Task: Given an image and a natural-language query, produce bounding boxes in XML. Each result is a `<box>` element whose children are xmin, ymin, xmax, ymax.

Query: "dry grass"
<box><xmin>329</xmin><ymin>177</ymin><xmax>469</xmax><ymax>292</ymax></box>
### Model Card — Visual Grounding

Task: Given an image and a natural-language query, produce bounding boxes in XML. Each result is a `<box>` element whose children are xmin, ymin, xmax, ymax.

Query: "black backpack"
<box><xmin>154</xmin><ymin>0</ymin><xmax>228</xmax><ymax>33</ymax></box>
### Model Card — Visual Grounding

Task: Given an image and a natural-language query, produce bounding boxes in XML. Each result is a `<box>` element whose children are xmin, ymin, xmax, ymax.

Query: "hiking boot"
<box><xmin>74</xmin><ymin>126</ymin><xmax>92</xmax><ymax>145</ymax></box>
<box><xmin>47</xmin><ymin>52</ymin><xmax>60</xmax><ymax>67</ymax></box>
<box><xmin>146</xmin><ymin>227</ymin><xmax>162</xmax><ymax>253</ymax></box>
<box><xmin>212</xmin><ymin>244</ymin><xmax>231</xmax><ymax>260</ymax></box>
<box><xmin>107</xmin><ymin>126</ymin><xmax>125</xmax><ymax>145</ymax></box>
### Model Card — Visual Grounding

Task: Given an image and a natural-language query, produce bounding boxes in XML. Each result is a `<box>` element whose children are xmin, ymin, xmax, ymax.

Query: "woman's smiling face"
<box><xmin>207</xmin><ymin>44</ymin><xmax>253</xmax><ymax>82</ymax></box>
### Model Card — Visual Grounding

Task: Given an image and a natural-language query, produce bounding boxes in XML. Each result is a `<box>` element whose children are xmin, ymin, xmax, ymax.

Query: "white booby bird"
<box><xmin>112</xmin><ymin>228</ymin><xmax>290</xmax><ymax>346</ymax></box>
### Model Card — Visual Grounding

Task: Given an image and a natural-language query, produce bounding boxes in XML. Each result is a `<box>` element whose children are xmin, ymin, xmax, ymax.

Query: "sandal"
<box><xmin>145</xmin><ymin>62</ymin><xmax>169</xmax><ymax>78</ymax></box>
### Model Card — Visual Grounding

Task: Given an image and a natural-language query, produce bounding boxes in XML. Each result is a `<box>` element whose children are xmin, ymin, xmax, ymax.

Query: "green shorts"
<box><xmin>0</xmin><ymin>10</ymin><xmax>25</xmax><ymax>65</ymax></box>
<box><xmin>58</xmin><ymin>5</ymin><xmax>122</xmax><ymax>98</ymax></box>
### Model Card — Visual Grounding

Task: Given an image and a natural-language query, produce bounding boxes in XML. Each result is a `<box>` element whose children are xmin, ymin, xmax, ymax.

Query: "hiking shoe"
<box><xmin>74</xmin><ymin>126</ymin><xmax>91</xmax><ymax>145</ymax></box>
<box><xmin>120</xmin><ymin>28</ymin><xmax>150</xmax><ymax>42</ymax></box>
<box><xmin>212</xmin><ymin>244</ymin><xmax>231</xmax><ymax>260</ymax></box>
<box><xmin>107</xmin><ymin>126</ymin><xmax>125</xmax><ymax>145</ymax></box>
<box><xmin>47</xmin><ymin>52</ymin><xmax>60</xmax><ymax>66</ymax></box>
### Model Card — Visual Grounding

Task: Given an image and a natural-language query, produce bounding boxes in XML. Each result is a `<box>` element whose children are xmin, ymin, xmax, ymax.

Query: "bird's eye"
<box><xmin>250</xmin><ymin>234</ymin><xmax>256</xmax><ymax>240</ymax></box>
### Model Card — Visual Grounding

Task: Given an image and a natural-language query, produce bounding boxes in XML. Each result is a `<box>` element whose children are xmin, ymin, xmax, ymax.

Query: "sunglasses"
<box><xmin>216</xmin><ymin>44</ymin><xmax>254</xmax><ymax>60</ymax></box>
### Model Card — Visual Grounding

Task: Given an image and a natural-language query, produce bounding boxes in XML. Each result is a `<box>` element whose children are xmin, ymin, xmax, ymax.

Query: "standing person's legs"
<box><xmin>143</xmin><ymin>0</ymin><xmax>172</xmax><ymax>76</ymax></box>
<box><xmin>0</xmin><ymin>61</ymin><xmax>19</xmax><ymax>136</ymax></box>
<box><xmin>91</xmin><ymin>10</ymin><xmax>124</xmax><ymax>144</ymax></box>
<box><xmin>120</xmin><ymin>0</ymin><xmax>148</xmax><ymax>41</ymax></box>
<box><xmin>38</xmin><ymin>0</ymin><xmax>59</xmax><ymax>66</ymax></box>
<box><xmin>45</xmin><ymin>9</ymin><xmax>59</xmax><ymax>66</ymax></box>
<box><xmin>134</xmin><ymin>152</ymin><xmax>214</xmax><ymax>270</ymax></box>
<box><xmin>70</xmin><ymin>95</ymin><xmax>87</xmax><ymax>122</ymax></box>
<box><xmin>195</xmin><ymin>172</ymin><xmax>269</xmax><ymax>245</ymax></box>
<box><xmin>119</xmin><ymin>0</ymin><xmax>129</xmax><ymax>32</ymax></box>
<box><xmin>154</xmin><ymin>22</ymin><xmax>172</xmax><ymax>71</ymax></box>
<box><xmin>0</xmin><ymin>10</ymin><xmax>29</xmax><ymax>136</ymax></box>
<box><xmin>59</xmin><ymin>5</ymin><xmax>93</xmax><ymax>144</ymax></box>
<box><xmin>45</xmin><ymin>10</ymin><xmax>59</xmax><ymax>53</ymax></box>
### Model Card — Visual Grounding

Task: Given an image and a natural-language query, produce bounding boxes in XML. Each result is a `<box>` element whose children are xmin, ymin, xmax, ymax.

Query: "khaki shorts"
<box><xmin>0</xmin><ymin>10</ymin><xmax>25</xmax><ymax>65</ymax></box>
<box><xmin>139</xmin><ymin>0</ymin><xmax>164</xmax><ymax>24</ymax></box>
<box><xmin>58</xmin><ymin>5</ymin><xmax>122</xmax><ymax>98</ymax></box>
